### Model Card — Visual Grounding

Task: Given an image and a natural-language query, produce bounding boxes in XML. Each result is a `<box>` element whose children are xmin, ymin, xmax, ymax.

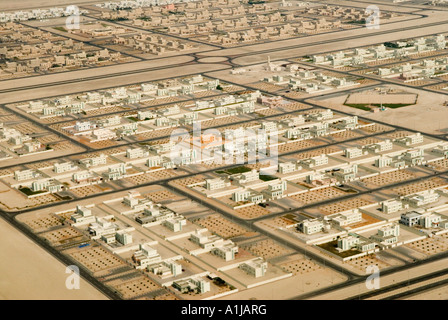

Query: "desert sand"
<box><xmin>0</xmin><ymin>217</ymin><xmax>107</xmax><ymax>300</ymax></box>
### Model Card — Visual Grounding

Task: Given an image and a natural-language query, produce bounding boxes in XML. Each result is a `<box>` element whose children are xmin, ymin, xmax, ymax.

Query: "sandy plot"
<box><xmin>389</xmin><ymin>177</ymin><xmax>447</xmax><ymax>196</ymax></box>
<box><xmin>431</xmin><ymin>158</ymin><xmax>448</xmax><ymax>171</ymax></box>
<box><xmin>355</xmin><ymin>137</ymin><xmax>382</xmax><ymax>146</ymax></box>
<box><xmin>139</xmin><ymin>291</ymin><xmax>179</xmax><ymax>300</ymax></box>
<box><xmin>404</xmin><ymin>79</ymin><xmax>432</xmax><ymax>87</ymax></box>
<box><xmin>359</xmin><ymin>123</ymin><xmax>392</xmax><ymax>134</ymax></box>
<box><xmin>278</xmin><ymin>140</ymin><xmax>323</xmax><ymax>154</ymax></box>
<box><xmin>201</xmin><ymin>160</ymin><xmax>229</xmax><ymax>169</ymax></box>
<box><xmin>362</xmin><ymin>169</ymin><xmax>416</xmax><ymax>187</ymax></box>
<box><xmin>145</xmin><ymin>189</ymin><xmax>181</xmax><ymax>203</ymax></box>
<box><xmin>68</xmin><ymin>246</ymin><xmax>125</xmax><ymax>274</ymax></box>
<box><xmin>221</xmin><ymin>121</ymin><xmax>259</xmax><ymax>131</ymax></box>
<box><xmin>426</xmin><ymin>83</ymin><xmax>448</xmax><ymax>92</ymax></box>
<box><xmin>386</xmin><ymin>130</ymin><xmax>413</xmax><ymax>139</ymax></box>
<box><xmin>346</xmin><ymin>93</ymin><xmax>417</xmax><ymax>105</ymax></box>
<box><xmin>0</xmin><ymin>115</ymin><xmax>20</xmax><ymax>122</ymax></box>
<box><xmin>255</xmin><ymin>108</ymin><xmax>284</xmax><ymax>117</ymax></box>
<box><xmin>35</xmin><ymin>134</ymin><xmax>62</xmax><ymax>144</ymax></box>
<box><xmin>126</xmin><ymin>169</ymin><xmax>177</xmax><ymax>184</ymax></box>
<box><xmin>12</xmin><ymin>123</ymin><xmax>45</xmax><ymax>134</ymax></box>
<box><xmin>0</xmin><ymin>217</ymin><xmax>107</xmax><ymax>300</ymax></box>
<box><xmin>249</xmin><ymin>82</ymin><xmax>285</xmax><ymax>93</ymax></box>
<box><xmin>290</xmin><ymin>187</ymin><xmax>347</xmax><ymax>205</ymax></box>
<box><xmin>0</xmin><ymin>189</ymin><xmax>60</xmax><ymax>211</ymax></box>
<box><xmin>317</xmin><ymin>198</ymin><xmax>374</xmax><ymax>215</ymax></box>
<box><xmin>328</xmin><ymin>130</ymin><xmax>363</xmax><ymax>141</ymax></box>
<box><xmin>52</xmin><ymin>141</ymin><xmax>85</xmax><ymax>152</ymax></box>
<box><xmin>222</xmin><ymin>86</ymin><xmax>245</xmax><ymax>93</ymax></box>
<box><xmin>243</xmin><ymin>239</ymin><xmax>293</xmax><ymax>260</ymax></box>
<box><xmin>200</xmin><ymin>116</ymin><xmax>242</xmax><ymax>129</ymax></box>
<box><xmin>283</xmin><ymin>91</ymin><xmax>306</xmax><ymax>99</ymax></box>
<box><xmin>106</xmin><ymin>276</ymin><xmax>160</xmax><ymax>300</ymax></box>
<box><xmin>26</xmin><ymin>160</ymin><xmax>58</xmax><ymax>169</ymax></box>
<box><xmin>271</xmin><ymin>114</ymin><xmax>294</xmax><ymax>121</ymax></box>
<box><xmin>345</xmin><ymin>213</ymin><xmax>381</xmax><ymax>229</ymax></box>
<box><xmin>405</xmin><ymin>235</ymin><xmax>448</xmax><ymax>256</ymax></box>
<box><xmin>18</xmin><ymin>213</ymin><xmax>63</xmax><ymax>233</ymax></box>
<box><xmin>234</xmin><ymin>205</ymin><xmax>271</xmax><ymax>219</ymax></box>
<box><xmin>28</xmin><ymin>193</ymin><xmax>60</xmax><ymax>207</ymax></box>
<box><xmin>71</xmin><ymin>184</ymin><xmax>107</xmax><ymax>197</ymax></box>
<box><xmin>258</xmin><ymin>215</ymin><xmax>296</xmax><ymax>231</ymax></box>
<box><xmin>173</xmin><ymin>176</ymin><xmax>205</xmax><ymax>187</ymax></box>
<box><xmin>282</xmin><ymin>102</ymin><xmax>311</xmax><ymax>111</ymax></box>
<box><xmin>192</xmin><ymin>90</ymin><xmax>220</xmax><ymax>98</ymax></box>
<box><xmin>85</xmin><ymin>139</ymin><xmax>118</xmax><ymax>149</ymax></box>
<box><xmin>85</xmin><ymin>106</ymin><xmax>127</xmax><ymax>116</ymax></box>
<box><xmin>40</xmin><ymin>116</ymin><xmax>66</xmax><ymax>124</ymax></box>
<box><xmin>40</xmin><ymin>227</ymin><xmax>84</xmax><ymax>246</ymax></box>
<box><xmin>278</xmin><ymin>257</ymin><xmax>322</xmax><ymax>275</ymax></box>
<box><xmin>0</xmin><ymin>168</ymin><xmax>14</xmax><ymax>176</ymax></box>
<box><xmin>49</xmin><ymin>123</ymin><xmax>67</xmax><ymax>132</ymax></box>
<box><xmin>194</xmin><ymin>214</ymin><xmax>251</xmax><ymax>239</ymax></box>
<box><xmin>289</xmin><ymin>146</ymin><xmax>341</xmax><ymax>160</ymax></box>
<box><xmin>365</xmin><ymin>58</ymin><xmax>402</xmax><ymax>67</ymax></box>
<box><xmin>145</xmin><ymin>97</ymin><xmax>182</xmax><ymax>106</ymax></box>
<box><xmin>82</xmin><ymin>147</ymin><xmax>127</xmax><ymax>158</ymax></box>
<box><xmin>136</xmin><ymin>128</ymin><xmax>176</xmax><ymax>141</ymax></box>
<box><xmin>245</xmin><ymin>160</ymin><xmax>273</xmax><ymax>171</ymax></box>
<box><xmin>344</xmin><ymin>254</ymin><xmax>390</xmax><ymax>271</ymax></box>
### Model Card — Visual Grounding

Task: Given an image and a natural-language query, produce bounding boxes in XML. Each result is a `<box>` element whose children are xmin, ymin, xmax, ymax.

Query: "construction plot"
<box><xmin>316</xmin><ymin>197</ymin><xmax>374</xmax><ymax>215</ymax></box>
<box><xmin>361</xmin><ymin>169</ymin><xmax>417</xmax><ymax>188</ymax></box>
<box><xmin>70</xmin><ymin>185</ymin><xmax>111</xmax><ymax>198</ymax></box>
<box><xmin>126</xmin><ymin>170</ymin><xmax>178</xmax><ymax>185</ymax></box>
<box><xmin>17</xmin><ymin>213</ymin><xmax>63</xmax><ymax>233</ymax></box>
<box><xmin>145</xmin><ymin>189</ymin><xmax>183</xmax><ymax>203</ymax></box>
<box><xmin>389</xmin><ymin>177</ymin><xmax>447</xmax><ymax>196</ymax></box>
<box><xmin>278</xmin><ymin>257</ymin><xmax>322</xmax><ymax>275</ymax></box>
<box><xmin>242</xmin><ymin>239</ymin><xmax>293</xmax><ymax>260</ymax></box>
<box><xmin>429</xmin><ymin>158</ymin><xmax>448</xmax><ymax>171</ymax></box>
<box><xmin>278</xmin><ymin>140</ymin><xmax>324</xmax><ymax>154</ymax></box>
<box><xmin>289</xmin><ymin>146</ymin><xmax>341</xmax><ymax>160</ymax></box>
<box><xmin>289</xmin><ymin>187</ymin><xmax>348</xmax><ymax>205</ymax></box>
<box><xmin>193</xmin><ymin>214</ymin><xmax>252</xmax><ymax>239</ymax></box>
<box><xmin>68</xmin><ymin>246</ymin><xmax>126</xmax><ymax>275</ymax></box>
<box><xmin>405</xmin><ymin>234</ymin><xmax>448</xmax><ymax>256</ymax></box>
<box><xmin>328</xmin><ymin>130</ymin><xmax>363</xmax><ymax>141</ymax></box>
<box><xmin>359</xmin><ymin>123</ymin><xmax>393</xmax><ymax>134</ymax></box>
<box><xmin>234</xmin><ymin>205</ymin><xmax>271</xmax><ymax>219</ymax></box>
<box><xmin>106</xmin><ymin>276</ymin><xmax>161</xmax><ymax>300</ymax></box>
<box><xmin>344</xmin><ymin>254</ymin><xmax>391</xmax><ymax>271</ymax></box>
<box><xmin>40</xmin><ymin>227</ymin><xmax>84</xmax><ymax>246</ymax></box>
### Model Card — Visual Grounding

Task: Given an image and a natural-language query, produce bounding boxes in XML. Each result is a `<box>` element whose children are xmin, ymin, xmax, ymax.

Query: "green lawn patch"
<box><xmin>344</xmin><ymin>103</ymin><xmax>413</xmax><ymax>111</ymax></box>
<box><xmin>344</xmin><ymin>104</ymin><xmax>372</xmax><ymax>111</ymax></box>
<box><xmin>377</xmin><ymin>103</ymin><xmax>413</xmax><ymax>109</ymax></box>
<box><xmin>19</xmin><ymin>187</ymin><xmax>45</xmax><ymax>196</ymax></box>
<box><xmin>53</xmin><ymin>26</ymin><xmax>67</xmax><ymax>32</ymax></box>
<box><xmin>259</xmin><ymin>175</ymin><xmax>277</xmax><ymax>182</ymax></box>
<box><xmin>225</xmin><ymin>166</ymin><xmax>252</xmax><ymax>175</ymax></box>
